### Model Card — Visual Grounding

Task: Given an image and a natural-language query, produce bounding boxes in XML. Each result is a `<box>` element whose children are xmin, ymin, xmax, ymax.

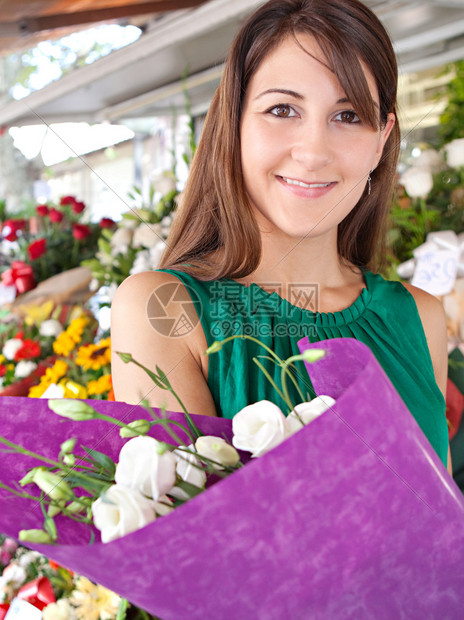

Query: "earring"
<box><xmin>367</xmin><ymin>170</ymin><xmax>373</xmax><ymax>195</ymax></box>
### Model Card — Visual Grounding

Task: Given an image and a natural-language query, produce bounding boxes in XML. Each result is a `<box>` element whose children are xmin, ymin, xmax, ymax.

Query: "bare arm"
<box><xmin>403</xmin><ymin>282</ymin><xmax>452</xmax><ymax>474</ymax></box>
<box><xmin>111</xmin><ymin>271</ymin><xmax>217</xmax><ymax>416</ymax></box>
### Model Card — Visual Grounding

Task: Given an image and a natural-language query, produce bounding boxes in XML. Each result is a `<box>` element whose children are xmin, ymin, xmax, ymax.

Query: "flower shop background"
<box><xmin>1</xmin><ymin>1</ymin><xmax>464</xmax><ymax>618</ymax></box>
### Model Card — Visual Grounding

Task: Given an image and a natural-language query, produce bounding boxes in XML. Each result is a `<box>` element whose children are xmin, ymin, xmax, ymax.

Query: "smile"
<box><xmin>279</xmin><ymin>176</ymin><xmax>332</xmax><ymax>189</ymax></box>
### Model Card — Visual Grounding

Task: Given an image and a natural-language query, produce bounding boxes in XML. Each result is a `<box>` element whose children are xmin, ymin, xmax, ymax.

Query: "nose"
<box><xmin>290</xmin><ymin>123</ymin><xmax>332</xmax><ymax>171</ymax></box>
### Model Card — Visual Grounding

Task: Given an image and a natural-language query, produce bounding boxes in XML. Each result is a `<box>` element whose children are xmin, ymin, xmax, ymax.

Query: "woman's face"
<box><xmin>240</xmin><ymin>34</ymin><xmax>395</xmax><ymax>243</ymax></box>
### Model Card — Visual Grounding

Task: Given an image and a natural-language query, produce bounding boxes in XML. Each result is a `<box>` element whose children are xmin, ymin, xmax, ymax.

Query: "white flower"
<box><xmin>129</xmin><ymin>242</ymin><xmax>166</xmax><ymax>275</ymax></box>
<box><xmin>18</xmin><ymin>550</ymin><xmax>41</xmax><ymax>568</ymax></box>
<box><xmin>445</xmin><ymin>138</ymin><xmax>464</xmax><ymax>168</ymax></box>
<box><xmin>92</xmin><ymin>484</ymin><xmax>157</xmax><ymax>543</ymax></box>
<box><xmin>110</xmin><ymin>227</ymin><xmax>134</xmax><ymax>255</ymax></box>
<box><xmin>115</xmin><ymin>436</ymin><xmax>177</xmax><ymax>501</ymax></box>
<box><xmin>129</xmin><ymin>250</ymin><xmax>151</xmax><ymax>275</ymax></box>
<box><xmin>232</xmin><ymin>400</ymin><xmax>288</xmax><ymax>457</ymax></box>
<box><xmin>195</xmin><ymin>436</ymin><xmax>240</xmax><ymax>469</ymax></box>
<box><xmin>14</xmin><ymin>360</ymin><xmax>37</xmax><ymax>378</ymax></box>
<box><xmin>152</xmin><ymin>170</ymin><xmax>177</xmax><ymax>196</ymax></box>
<box><xmin>2</xmin><ymin>338</ymin><xmax>23</xmax><ymax>360</ymax></box>
<box><xmin>149</xmin><ymin>241</ymin><xmax>166</xmax><ymax>268</ymax></box>
<box><xmin>40</xmin><ymin>383</ymin><xmax>65</xmax><ymax>399</ymax></box>
<box><xmin>1</xmin><ymin>562</ymin><xmax>27</xmax><ymax>589</ymax></box>
<box><xmin>400</xmin><ymin>166</ymin><xmax>433</xmax><ymax>198</ymax></box>
<box><xmin>171</xmin><ymin>444</ymin><xmax>207</xmax><ymax>500</ymax></box>
<box><xmin>415</xmin><ymin>148</ymin><xmax>443</xmax><ymax>172</ymax></box>
<box><xmin>39</xmin><ymin>319</ymin><xmax>63</xmax><ymax>338</ymax></box>
<box><xmin>43</xmin><ymin>598</ymin><xmax>77</xmax><ymax>620</ymax></box>
<box><xmin>132</xmin><ymin>223</ymin><xmax>162</xmax><ymax>249</ymax></box>
<box><xmin>286</xmin><ymin>396</ymin><xmax>335</xmax><ymax>435</ymax></box>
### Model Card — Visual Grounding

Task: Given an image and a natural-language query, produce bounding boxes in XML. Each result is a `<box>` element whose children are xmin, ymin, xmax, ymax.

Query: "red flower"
<box><xmin>49</xmin><ymin>208</ymin><xmax>64</xmax><ymax>223</ymax></box>
<box><xmin>72</xmin><ymin>223</ymin><xmax>91</xmax><ymax>240</ymax></box>
<box><xmin>27</xmin><ymin>238</ymin><xmax>47</xmax><ymax>260</ymax></box>
<box><xmin>60</xmin><ymin>195</ymin><xmax>76</xmax><ymax>206</ymax></box>
<box><xmin>14</xmin><ymin>339</ymin><xmax>41</xmax><ymax>360</ymax></box>
<box><xmin>99</xmin><ymin>217</ymin><xmax>115</xmax><ymax>229</ymax></box>
<box><xmin>36</xmin><ymin>204</ymin><xmax>49</xmax><ymax>217</ymax></box>
<box><xmin>72</xmin><ymin>200</ymin><xmax>85</xmax><ymax>214</ymax></box>
<box><xmin>0</xmin><ymin>365</ymin><xmax>6</xmax><ymax>377</ymax></box>
<box><xmin>2</xmin><ymin>219</ymin><xmax>26</xmax><ymax>242</ymax></box>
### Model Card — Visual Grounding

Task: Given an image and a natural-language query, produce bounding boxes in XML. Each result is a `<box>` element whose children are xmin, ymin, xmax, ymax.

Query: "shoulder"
<box><xmin>401</xmin><ymin>282</ymin><xmax>447</xmax><ymax>331</ymax></box>
<box><xmin>402</xmin><ymin>282</ymin><xmax>448</xmax><ymax>396</ymax></box>
<box><xmin>111</xmin><ymin>270</ymin><xmax>214</xmax><ymax>413</ymax></box>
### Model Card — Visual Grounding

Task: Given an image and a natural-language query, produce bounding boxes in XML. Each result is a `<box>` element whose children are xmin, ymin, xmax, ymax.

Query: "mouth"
<box><xmin>279</xmin><ymin>176</ymin><xmax>333</xmax><ymax>189</ymax></box>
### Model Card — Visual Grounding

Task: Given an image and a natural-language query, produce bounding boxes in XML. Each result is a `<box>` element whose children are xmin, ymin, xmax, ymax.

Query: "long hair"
<box><xmin>160</xmin><ymin>0</ymin><xmax>400</xmax><ymax>279</ymax></box>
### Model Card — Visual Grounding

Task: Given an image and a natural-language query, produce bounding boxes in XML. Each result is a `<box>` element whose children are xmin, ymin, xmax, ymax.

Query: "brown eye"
<box><xmin>335</xmin><ymin>110</ymin><xmax>360</xmax><ymax>124</ymax></box>
<box><xmin>268</xmin><ymin>105</ymin><xmax>296</xmax><ymax>118</ymax></box>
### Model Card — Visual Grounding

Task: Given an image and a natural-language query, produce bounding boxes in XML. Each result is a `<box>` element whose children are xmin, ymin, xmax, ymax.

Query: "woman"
<box><xmin>111</xmin><ymin>0</ymin><xmax>450</xmax><ymax>469</ymax></box>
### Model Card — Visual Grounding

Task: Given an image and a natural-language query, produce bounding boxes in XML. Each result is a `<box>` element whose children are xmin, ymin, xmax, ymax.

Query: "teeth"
<box><xmin>282</xmin><ymin>177</ymin><xmax>330</xmax><ymax>188</ymax></box>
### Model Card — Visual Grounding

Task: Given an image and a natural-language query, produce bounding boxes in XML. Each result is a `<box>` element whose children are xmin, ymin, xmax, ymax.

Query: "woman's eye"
<box><xmin>334</xmin><ymin>110</ymin><xmax>360</xmax><ymax>124</ymax></box>
<box><xmin>268</xmin><ymin>105</ymin><xmax>297</xmax><ymax>118</ymax></box>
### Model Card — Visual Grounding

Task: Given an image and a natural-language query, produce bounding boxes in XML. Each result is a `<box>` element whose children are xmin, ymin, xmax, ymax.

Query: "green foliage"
<box><xmin>438</xmin><ymin>60</ymin><xmax>464</xmax><ymax>148</ymax></box>
<box><xmin>385</xmin><ymin>166</ymin><xmax>464</xmax><ymax>276</ymax></box>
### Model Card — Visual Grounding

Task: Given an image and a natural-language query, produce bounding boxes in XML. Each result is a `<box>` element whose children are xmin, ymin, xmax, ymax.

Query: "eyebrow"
<box><xmin>255</xmin><ymin>89</ymin><xmax>380</xmax><ymax>109</ymax></box>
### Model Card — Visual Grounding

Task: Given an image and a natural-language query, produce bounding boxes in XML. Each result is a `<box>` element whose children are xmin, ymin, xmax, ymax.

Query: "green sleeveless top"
<box><xmin>159</xmin><ymin>269</ymin><xmax>448</xmax><ymax>465</ymax></box>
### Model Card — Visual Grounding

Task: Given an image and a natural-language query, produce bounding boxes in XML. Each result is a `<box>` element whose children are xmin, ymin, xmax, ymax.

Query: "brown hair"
<box><xmin>160</xmin><ymin>0</ymin><xmax>400</xmax><ymax>279</ymax></box>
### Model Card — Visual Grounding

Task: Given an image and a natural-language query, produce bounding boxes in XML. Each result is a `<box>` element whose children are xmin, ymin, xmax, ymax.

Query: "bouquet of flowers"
<box><xmin>0</xmin><ymin>337</ymin><xmax>463</xmax><ymax>619</ymax></box>
<box><xmin>0</xmin><ymin>196</ymin><xmax>109</xmax><ymax>298</ymax></box>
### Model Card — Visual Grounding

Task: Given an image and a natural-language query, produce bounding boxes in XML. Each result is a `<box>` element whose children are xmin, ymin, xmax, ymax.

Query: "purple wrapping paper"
<box><xmin>0</xmin><ymin>337</ymin><xmax>463</xmax><ymax>619</ymax></box>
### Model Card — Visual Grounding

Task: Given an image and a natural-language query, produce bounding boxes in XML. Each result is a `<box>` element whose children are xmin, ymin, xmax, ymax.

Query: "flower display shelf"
<box><xmin>0</xmin><ymin>338</ymin><xmax>463</xmax><ymax>619</ymax></box>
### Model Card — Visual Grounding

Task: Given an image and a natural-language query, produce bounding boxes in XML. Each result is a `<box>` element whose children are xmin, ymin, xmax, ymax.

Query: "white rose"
<box><xmin>232</xmin><ymin>400</ymin><xmax>288</xmax><ymax>457</ymax></box>
<box><xmin>92</xmin><ymin>484</ymin><xmax>157</xmax><ymax>543</ymax></box>
<box><xmin>14</xmin><ymin>360</ymin><xmax>37</xmax><ymax>378</ymax></box>
<box><xmin>110</xmin><ymin>227</ymin><xmax>134</xmax><ymax>255</ymax></box>
<box><xmin>132</xmin><ymin>223</ymin><xmax>162</xmax><ymax>249</ymax></box>
<box><xmin>445</xmin><ymin>138</ymin><xmax>464</xmax><ymax>168</ymax></box>
<box><xmin>39</xmin><ymin>319</ymin><xmax>63</xmax><ymax>338</ymax></box>
<box><xmin>400</xmin><ymin>166</ymin><xmax>433</xmax><ymax>198</ymax></box>
<box><xmin>171</xmin><ymin>444</ymin><xmax>207</xmax><ymax>500</ymax></box>
<box><xmin>195</xmin><ymin>436</ymin><xmax>240</xmax><ymax>470</ymax></box>
<box><xmin>115</xmin><ymin>436</ymin><xmax>177</xmax><ymax>501</ymax></box>
<box><xmin>43</xmin><ymin>598</ymin><xmax>77</xmax><ymax>620</ymax></box>
<box><xmin>2</xmin><ymin>338</ymin><xmax>23</xmax><ymax>360</ymax></box>
<box><xmin>286</xmin><ymin>396</ymin><xmax>335</xmax><ymax>435</ymax></box>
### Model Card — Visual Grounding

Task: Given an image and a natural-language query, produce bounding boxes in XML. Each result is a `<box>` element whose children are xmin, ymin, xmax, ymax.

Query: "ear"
<box><xmin>373</xmin><ymin>112</ymin><xmax>396</xmax><ymax>168</ymax></box>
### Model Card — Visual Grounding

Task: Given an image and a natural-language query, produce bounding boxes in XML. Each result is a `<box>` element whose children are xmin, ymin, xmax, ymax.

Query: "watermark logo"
<box><xmin>288</xmin><ymin>283</ymin><xmax>318</xmax><ymax>312</ymax></box>
<box><xmin>146</xmin><ymin>282</ymin><xmax>201</xmax><ymax>337</ymax></box>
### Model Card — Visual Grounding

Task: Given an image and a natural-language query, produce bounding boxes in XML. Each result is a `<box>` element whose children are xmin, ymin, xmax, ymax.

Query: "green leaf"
<box><xmin>81</xmin><ymin>446</ymin><xmax>116</xmax><ymax>476</ymax></box>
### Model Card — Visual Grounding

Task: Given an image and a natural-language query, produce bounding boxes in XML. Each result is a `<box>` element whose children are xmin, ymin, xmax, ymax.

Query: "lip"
<box><xmin>276</xmin><ymin>175</ymin><xmax>336</xmax><ymax>198</ymax></box>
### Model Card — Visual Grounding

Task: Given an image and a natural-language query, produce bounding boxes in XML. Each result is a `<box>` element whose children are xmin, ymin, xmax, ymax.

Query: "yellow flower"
<box><xmin>28</xmin><ymin>360</ymin><xmax>69</xmax><ymax>398</ymax></box>
<box><xmin>59</xmin><ymin>379</ymin><xmax>88</xmax><ymax>399</ymax></box>
<box><xmin>75</xmin><ymin>338</ymin><xmax>111</xmax><ymax>371</ymax></box>
<box><xmin>19</xmin><ymin>300</ymin><xmax>54</xmax><ymax>326</ymax></box>
<box><xmin>70</xmin><ymin>577</ymin><xmax>121</xmax><ymax>620</ymax></box>
<box><xmin>53</xmin><ymin>316</ymin><xmax>89</xmax><ymax>356</ymax></box>
<box><xmin>87</xmin><ymin>374</ymin><xmax>112</xmax><ymax>396</ymax></box>
<box><xmin>0</xmin><ymin>355</ymin><xmax>6</xmax><ymax>364</ymax></box>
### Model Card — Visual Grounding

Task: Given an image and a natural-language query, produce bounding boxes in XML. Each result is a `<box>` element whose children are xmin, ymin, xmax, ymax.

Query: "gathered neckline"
<box><xmin>224</xmin><ymin>271</ymin><xmax>374</xmax><ymax>327</ymax></box>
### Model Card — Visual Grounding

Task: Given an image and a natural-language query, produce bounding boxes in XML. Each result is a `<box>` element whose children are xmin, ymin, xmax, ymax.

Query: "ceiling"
<box><xmin>0</xmin><ymin>1</ymin><xmax>207</xmax><ymax>54</ymax></box>
<box><xmin>0</xmin><ymin>0</ymin><xmax>463</xmax><ymax>129</ymax></box>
